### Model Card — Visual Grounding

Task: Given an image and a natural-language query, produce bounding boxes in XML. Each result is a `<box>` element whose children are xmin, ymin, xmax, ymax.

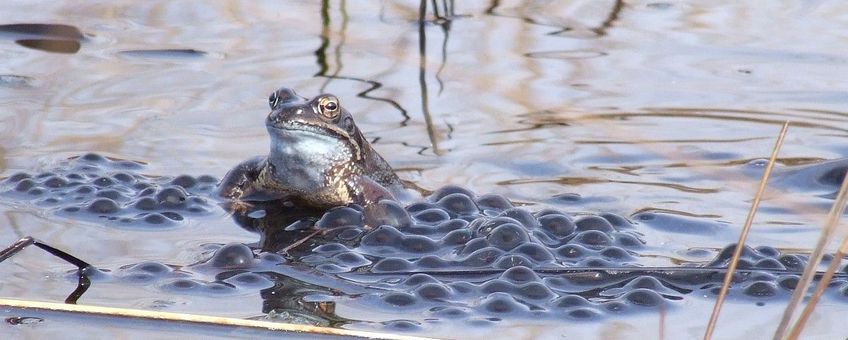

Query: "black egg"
<box><xmin>437</xmin><ymin>193</ymin><xmax>479</xmax><ymax>216</ymax></box>
<box><xmin>316</xmin><ymin>206</ymin><xmax>362</xmax><ymax>229</ymax></box>
<box><xmin>498</xmin><ymin>208</ymin><xmax>538</xmax><ymax>229</ymax></box>
<box><xmin>87</xmin><ymin>198</ymin><xmax>120</xmax><ymax>214</ymax></box>
<box><xmin>622</xmin><ymin>288</ymin><xmax>664</xmax><ymax>307</ymax></box>
<box><xmin>744</xmin><ymin>281</ymin><xmax>778</xmax><ymax>297</ymax></box>
<box><xmin>538</xmin><ymin>214</ymin><xmax>575</xmax><ymax>238</ymax></box>
<box><xmin>476</xmin><ymin>194</ymin><xmax>513</xmax><ymax>211</ymax></box>
<box><xmin>368</xmin><ymin>200</ymin><xmax>411</xmax><ymax>228</ymax></box>
<box><xmin>429</xmin><ymin>185</ymin><xmax>475</xmax><ymax>202</ymax></box>
<box><xmin>486</xmin><ymin>223</ymin><xmax>530</xmax><ymax>251</ymax></box>
<box><xmin>575</xmin><ymin>215</ymin><xmax>615</xmax><ymax>233</ymax></box>
<box><xmin>170</xmin><ymin>175</ymin><xmax>197</xmax><ymax>188</ymax></box>
<box><xmin>208</xmin><ymin>243</ymin><xmax>255</xmax><ymax>269</ymax></box>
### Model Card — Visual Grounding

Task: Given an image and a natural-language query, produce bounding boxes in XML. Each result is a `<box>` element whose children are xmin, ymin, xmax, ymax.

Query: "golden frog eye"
<box><xmin>317</xmin><ymin>96</ymin><xmax>340</xmax><ymax>119</ymax></box>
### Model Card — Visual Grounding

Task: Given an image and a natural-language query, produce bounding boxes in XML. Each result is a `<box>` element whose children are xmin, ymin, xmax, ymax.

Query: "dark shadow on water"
<box><xmin>15</xmin><ymin>39</ymin><xmax>80</xmax><ymax>54</ymax></box>
<box><xmin>118</xmin><ymin>49</ymin><xmax>207</xmax><ymax>60</ymax></box>
<box><xmin>0</xmin><ymin>23</ymin><xmax>84</xmax><ymax>40</ymax></box>
<box><xmin>224</xmin><ymin>200</ymin><xmax>326</xmax><ymax>254</ymax></box>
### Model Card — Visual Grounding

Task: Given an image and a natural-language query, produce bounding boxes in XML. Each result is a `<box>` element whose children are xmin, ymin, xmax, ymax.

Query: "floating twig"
<box><xmin>0</xmin><ymin>236</ymin><xmax>96</xmax><ymax>304</ymax></box>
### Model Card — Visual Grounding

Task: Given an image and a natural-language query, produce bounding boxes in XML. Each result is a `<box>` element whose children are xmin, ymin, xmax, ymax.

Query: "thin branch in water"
<box><xmin>280</xmin><ymin>229</ymin><xmax>323</xmax><ymax>255</ymax></box>
<box><xmin>280</xmin><ymin>226</ymin><xmax>353</xmax><ymax>255</ymax></box>
<box><xmin>784</xmin><ymin>169</ymin><xmax>848</xmax><ymax>340</ymax></box>
<box><xmin>703</xmin><ymin>121</ymin><xmax>789</xmax><ymax>340</ymax></box>
<box><xmin>1</xmin><ymin>236</ymin><xmax>93</xmax><ymax>270</ymax></box>
<box><xmin>0</xmin><ymin>236</ymin><xmax>35</xmax><ymax>262</ymax></box>
<box><xmin>0</xmin><ymin>236</ymin><xmax>95</xmax><ymax>304</ymax></box>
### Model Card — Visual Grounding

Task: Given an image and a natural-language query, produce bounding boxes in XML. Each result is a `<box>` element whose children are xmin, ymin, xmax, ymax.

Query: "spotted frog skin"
<box><xmin>217</xmin><ymin>87</ymin><xmax>403</xmax><ymax>210</ymax></box>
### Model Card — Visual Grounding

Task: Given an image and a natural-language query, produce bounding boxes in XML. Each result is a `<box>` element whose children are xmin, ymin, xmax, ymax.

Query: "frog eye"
<box><xmin>269</xmin><ymin>92</ymin><xmax>280</xmax><ymax>109</ymax></box>
<box><xmin>317</xmin><ymin>96</ymin><xmax>340</xmax><ymax>119</ymax></box>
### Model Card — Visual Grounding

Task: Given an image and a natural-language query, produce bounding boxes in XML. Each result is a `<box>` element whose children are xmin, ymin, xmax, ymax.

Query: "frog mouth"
<box><xmin>268</xmin><ymin>121</ymin><xmax>348</xmax><ymax>139</ymax></box>
<box><xmin>266</xmin><ymin>121</ymin><xmax>362</xmax><ymax>161</ymax></box>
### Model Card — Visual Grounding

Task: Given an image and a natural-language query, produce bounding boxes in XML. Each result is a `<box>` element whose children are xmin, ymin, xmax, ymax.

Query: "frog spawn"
<box><xmin>7</xmin><ymin>160</ymin><xmax>848</xmax><ymax>331</ymax></box>
<box><xmin>87</xmin><ymin>223</ymin><xmax>848</xmax><ymax>333</ymax></box>
<box><xmin>0</xmin><ymin>153</ymin><xmax>218</xmax><ymax>227</ymax></box>
<box><xmin>82</xmin><ymin>243</ymin><xmax>279</xmax><ymax>296</ymax></box>
<box><xmin>305</xmin><ymin>185</ymin><xmax>646</xmax><ymax>273</ymax></box>
<box><xmin>290</xmin><ymin>187</ymin><xmax>846</xmax><ymax>329</ymax></box>
<box><xmin>71</xmin><ymin>185</ymin><xmax>844</xmax><ymax>333</ymax></box>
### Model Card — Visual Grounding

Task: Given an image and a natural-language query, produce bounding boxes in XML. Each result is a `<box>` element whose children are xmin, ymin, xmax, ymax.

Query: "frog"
<box><xmin>216</xmin><ymin>87</ymin><xmax>405</xmax><ymax>213</ymax></box>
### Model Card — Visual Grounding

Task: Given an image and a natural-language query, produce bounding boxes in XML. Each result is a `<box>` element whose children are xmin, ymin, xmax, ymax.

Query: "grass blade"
<box><xmin>784</xmin><ymin>169</ymin><xmax>848</xmax><ymax>340</ymax></box>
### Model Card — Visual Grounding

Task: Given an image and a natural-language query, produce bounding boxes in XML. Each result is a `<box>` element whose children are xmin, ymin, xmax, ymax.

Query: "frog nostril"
<box><xmin>268</xmin><ymin>87</ymin><xmax>302</xmax><ymax>109</ymax></box>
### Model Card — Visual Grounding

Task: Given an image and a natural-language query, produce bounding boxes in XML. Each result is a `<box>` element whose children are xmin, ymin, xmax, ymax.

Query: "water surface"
<box><xmin>1</xmin><ymin>1</ymin><xmax>848</xmax><ymax>339</ymax></box>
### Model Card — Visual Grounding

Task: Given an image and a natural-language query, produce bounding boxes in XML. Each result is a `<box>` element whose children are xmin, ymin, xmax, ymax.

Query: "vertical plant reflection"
<box><xmin>417</xmin><ymin>0</ymin><xmax>457</xmax><ymax>155</ymax></box>
<box><xmin>592</xmin><ymin>0</ymin><xmax>624</xmax><ymax>36</ymax></box>
<box><xmin>431</xmin><ymin>0</ymin><xmax>455</xmax><ymax>94</ymax></box>
<box><xmin>313</xmin><ymin>0</ymin><xmax>410</xmax><ymax>122</ymax></box>
<box><xmin>418</xmin><ymin>0</ymin><xmax>441</xmax><ymax>155</ymax></box>
<box><xmin>314</xmin><ymin>0</ymin><xmax>330</xmax><ymax>77</ymax></box>
<box><xmin>485</xmin><ymin>0</ymin><xmax>624</xmax><ymax>37</ymax></box>
<box><xmin>322</xmin><ymin>0</ymin><xmax>348</xmax><ymax>92</ymax></box>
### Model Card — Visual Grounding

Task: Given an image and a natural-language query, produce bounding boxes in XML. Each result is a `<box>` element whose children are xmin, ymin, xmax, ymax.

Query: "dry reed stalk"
<box><xmin>0</xmin><ymin>298</ymin><xmax>433</xmax><ymax>340</ymax></box>
<box><xmin>702</xmin><ymin>122</ymin><xmax>789</xmax><ymax>340</ymax></box>
<box><xmin>773</xmin><ymin>169</ymin><xmax>848</xmax><ymax>339</ymax></box>
<box><xmin>783</xmin><ymin>169</ymin><xmax>848</xmax><ymax>340</ymax></box>
<box><xmin>659</xmin><ymin>301</ymin><xmax>666</xmax><ymax>340</ymax></box>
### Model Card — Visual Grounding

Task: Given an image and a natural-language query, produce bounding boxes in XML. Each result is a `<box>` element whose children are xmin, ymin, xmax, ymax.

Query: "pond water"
<box><xmin>1</xmin><ymin>0</ymin><xmax>847</xmax><ymax>339</ymax></box>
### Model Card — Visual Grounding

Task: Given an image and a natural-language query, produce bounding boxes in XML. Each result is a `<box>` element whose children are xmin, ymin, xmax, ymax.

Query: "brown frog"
<box><xmin>217</xmin><ymin>87</ymin><xmax>404</xmax><ymax>212</ymax></box>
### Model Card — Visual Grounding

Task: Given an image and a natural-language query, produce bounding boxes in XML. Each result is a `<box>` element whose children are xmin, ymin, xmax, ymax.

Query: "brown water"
<box><xmin>1</xmin><ymin>1</ymin><xmax>848</xmax><ymax>339</ymax></box>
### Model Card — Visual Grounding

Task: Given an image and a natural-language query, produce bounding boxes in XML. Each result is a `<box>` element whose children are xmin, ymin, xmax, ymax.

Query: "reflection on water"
<box><xmin>118</xmin><ymin>49</ymin><xmax>208</xmax><ymax>60</ymax></box>
<box><xmin>314</xmin><ymin>0</ymin><xmax>411</xmax><ymax>123</ymax></box>
<box><xmin>0</xmin><ymin>23</ymin><xmax>84</xmax><ymax>54</ymax></box>
<box><xmin>1</xmin><ymin>0</ymin><xmax>848</xmax><ymax>338</ymax></box>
